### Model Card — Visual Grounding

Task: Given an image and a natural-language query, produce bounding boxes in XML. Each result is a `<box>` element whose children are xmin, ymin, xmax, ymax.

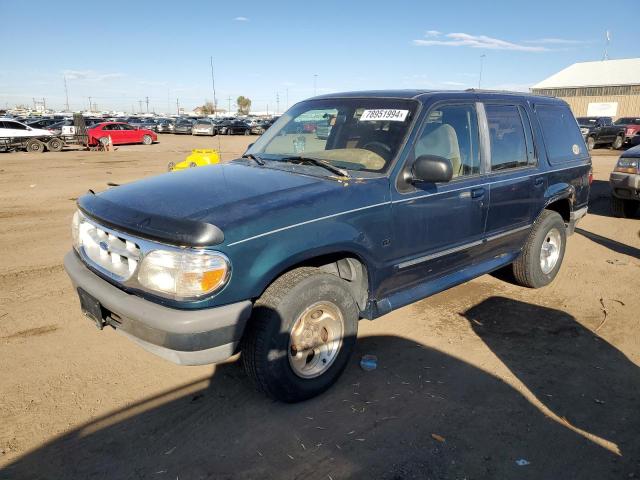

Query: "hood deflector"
<box><xmin>78</xmin><ymin>192</ymin><xmax>224</xmax><ymax>247</ymax></box>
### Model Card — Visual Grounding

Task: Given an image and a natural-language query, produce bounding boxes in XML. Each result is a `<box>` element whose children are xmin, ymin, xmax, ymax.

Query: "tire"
<box><xmin>46</xmin><ymin>137</ymin><xmax>64</xmax><ymax>152</ymax></box>
<box><xmin>586</xmin><ymin>136</ymin><xmax>595</xmax><ymax>150</ymax></box>
<box><xmin>611</xmin><ymin>196</ymin><xmax>638</xmax><ymax>218</ymax></box>
<box><xmin>226</xmin><ymin>128</ymin><xmax>232</xmax><ymax>135</ymax></box>
<box><xmin>244</xmin><ymin>129</ymin><xmax>250</xmax><ymax>136</ymax></box>
<box><xmin>99</xmin><ymin>137</ymin><xmax>110</xmax><ymax>146</ymax></box>
<box><xmin>142</xmin><ymin>135</ymin><xmax>153</xmax><ymax>145</ymax></box>
<box><xmin>242</xmin><ymin>267</ymin><xmax>359</xmax><ymax>403</ymax></box>
<box><xmin>25</xmin><ymin>139</ymin><xmax>45</xmax><ymax>153</ymax></box>
<box><xmin>612</xmin><ymin>135</ymin><xmax>624</xmax><ymax>150</ymax></box>
<box><xmin>512</xmin><ymin>210</ymin><xmax>567</xmax><ymax>288</ymax></box>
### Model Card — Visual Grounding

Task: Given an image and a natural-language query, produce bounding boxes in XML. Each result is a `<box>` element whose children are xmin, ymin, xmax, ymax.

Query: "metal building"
<box><xmin>530</xmin><ymin>58</ymin><xmax>640</xmax><ymax>119</ymax></box>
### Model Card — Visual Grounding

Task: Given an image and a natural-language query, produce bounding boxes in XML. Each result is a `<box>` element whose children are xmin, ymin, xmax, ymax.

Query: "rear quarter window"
<box><xmin>535</xmin><ymin>104</ymin><xmax>587</xmax><ymax>164</ymax></box>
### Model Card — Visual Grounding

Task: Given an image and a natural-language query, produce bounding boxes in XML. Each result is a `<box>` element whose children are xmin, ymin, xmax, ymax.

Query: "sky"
<box><xmin>0</xmin><ymin>0</ymin><xmax>637</xmax><ymax>114</ymax></box>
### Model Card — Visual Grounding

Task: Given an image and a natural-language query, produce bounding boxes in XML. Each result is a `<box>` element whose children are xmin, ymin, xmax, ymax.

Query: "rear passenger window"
<box><xmin>535</xmin><ymin>104</ymin><xmax>586</xmax><ymax>163</ymax></box>
<box><xmin>485</xmin><ymin>105</ymin><xmax>528</xmax><ymax>171</ymax></box>
<box><xmin>414</xmin><ymin>104</ymin><xmax>480</xmax><ymax>178</ymax></box>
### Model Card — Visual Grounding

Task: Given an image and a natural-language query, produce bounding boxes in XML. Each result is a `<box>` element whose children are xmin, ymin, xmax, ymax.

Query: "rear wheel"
<box><xmin>611</xmin><ymin>196</ymin><xmax>638</xmax><ymax>218</ymax></box>
<box><xmin>99</xmin><ymin>137</ymin><xmax>110</xmax><ymax>146</ymax></box>
<box><xmin>142</xmin><ymin>134</ymin><xmax>153</xmax><ymax>145</ymax></box>
<box><xmin>513</xmin><ymin>210</ymin><xmax>566</xmax><ymax>288</ymax></box>
<box><xmin>242</xmin><ymin>267</ymin><xmax>358</xmax><ymax>403</ymax></box>
<box><xmin>612</xmin><ymin>135</ymin><xmax>624</xmax><ymax>150</ymax></box>
<box><xmin>46</xmin><ymin>137</ymin><xmax>64</xmax><ymax>152</ymax></box>
<box><xmin>25</xmin><ymin>139</ymin><xmax>45</xmax><ymax>153</ymax></box>
<box><xmin>586</xmin><ymin>136</ymin><xmax>595</xmax><ymax>150</ymax></box>
<box><xmin>226</xmin><ymin>128</ymin><xmax>233</xmax><ymax>135</ymax></box>
<box><xmin>244</xmin><ymin>129</ymin><xmax>250</xmax><ymax>136</ymax></box>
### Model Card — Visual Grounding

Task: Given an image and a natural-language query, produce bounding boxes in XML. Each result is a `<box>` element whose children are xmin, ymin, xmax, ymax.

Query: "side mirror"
<box><xmin>411</xmin><ymin>155</ymin><xmax>453</xmax><ymax>183</ymax></box>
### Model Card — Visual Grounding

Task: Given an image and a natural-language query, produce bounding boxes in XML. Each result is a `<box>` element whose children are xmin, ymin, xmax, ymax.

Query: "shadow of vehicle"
<box><xmin>588</xmin><ymin>179</ymin><xmax>617</xmax><ymax>218</ymax></box>
<box><xmin>575</xmin><ymin>227</ymin><xmax>640</xmax><ymax>260</ymax></box>
<box><xmin>2</xmin><ymin>299</ymin><xmax>638</xmax><ymax>479</ymax></box>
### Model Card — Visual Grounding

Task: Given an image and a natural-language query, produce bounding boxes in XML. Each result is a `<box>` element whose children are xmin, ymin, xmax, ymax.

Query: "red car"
<box><xmin>87</xmin><ymin>122</ymin><xmax>157</xmax><ymax>146</ymax></box>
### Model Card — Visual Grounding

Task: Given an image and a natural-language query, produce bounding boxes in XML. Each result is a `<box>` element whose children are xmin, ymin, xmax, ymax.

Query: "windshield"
<box><xmin>247</xmin><ymin>98</ymin><xmax>418</xmax><ymax>172</ymax></box>
<box><xmin>615</xmin><ymin>117</ymin><xmax>640</xmax><ymax>125</ymax></box>
<box><xmin>577</xmin><ymin>117</ymin><xmax>598</xmax><ymax>126</ymax></box>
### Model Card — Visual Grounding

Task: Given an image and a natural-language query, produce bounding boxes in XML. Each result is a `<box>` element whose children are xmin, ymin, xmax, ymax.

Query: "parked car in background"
<box><xmin>173</xmin><ymin>119</ymin><xmax>195</xmax><ymax>135</ymax></box>
<box><xmin>87</xmin><ymin>122</ymin><xmax>157</xmax><ymax>146</ymax></box>
<box><xmin>192</xmin><ymin>119</ymin><xmax>217</xmax><ymax>136</ymax></box>
<box><xmin>127</xmin><ymin>117</ymin><xmax>158</xmax><ymax>132</ymax></box>
<box><xmin>577</xmin><ymin>116</ymin><xmax>625</xmax><ymax>150</ymax></box>
<box><xmin>156</xmin><ymin>118</ymin><xmax>175</xmax><ymax>133</ymax></box>
<box><xmin>0</xmin><ymin>118</ymin><xmax>58</xmax><ymax>152</ymax></box>
<box><xmin>65</xmin><ymin>90</ymin><xmax>591</xmax><ymax>402</ymax></box>
<box><xmin>613</xmin><ymin>117</ymin><xmax>640</xmax><ymax>147</ymax></box>
<box><xmin>25</xmin><ymin>118</ymin><xmax>61</xmax><ymax>129</ymax></box>
<box><xmin>217</xmin><ymin>120</ymin><xmax>251</xmax><ymax>135</ymax></box>
<box><xmin>609</xmin><ymin>145</ymin><xmax>640</xmax><ymax>218</ymax></box>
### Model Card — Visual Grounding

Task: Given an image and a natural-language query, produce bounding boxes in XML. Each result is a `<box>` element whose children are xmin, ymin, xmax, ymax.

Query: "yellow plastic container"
<box><xmin>168</xmin><ymin>149</ymin><xmax>221</xmax><ymax>171</ymax></box>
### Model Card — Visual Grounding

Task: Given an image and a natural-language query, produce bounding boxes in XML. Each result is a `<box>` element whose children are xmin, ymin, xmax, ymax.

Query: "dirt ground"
<box><xmin>0</xmin><ymin>134</ymin><xmax>639</xmax><ymax>479</ymax></box>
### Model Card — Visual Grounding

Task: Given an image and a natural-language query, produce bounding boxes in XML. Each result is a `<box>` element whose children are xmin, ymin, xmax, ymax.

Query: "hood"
<box><xmin>90</xmin><ymin>162</ymin><xmax>389</xmax><ymax>246</ymax></box>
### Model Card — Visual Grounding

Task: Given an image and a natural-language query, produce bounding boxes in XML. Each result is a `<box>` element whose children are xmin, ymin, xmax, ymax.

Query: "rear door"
<box><xmin>482</xmin><ymin>103</ymin><xmax>540</xmax><ymax>249</ymax></box>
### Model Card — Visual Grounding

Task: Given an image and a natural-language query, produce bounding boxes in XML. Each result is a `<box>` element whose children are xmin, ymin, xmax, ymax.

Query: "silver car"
<box><xmin>192</xmin><ymin>119</ymin><xmax>217</xmax><ymax>136</ymax></box>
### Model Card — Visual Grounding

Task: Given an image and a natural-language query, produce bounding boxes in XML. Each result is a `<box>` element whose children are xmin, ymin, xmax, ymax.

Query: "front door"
<box><xmin>386</xmin><ymin>102</ymin><xmax>488</xmax><ymax>295</ymax></box>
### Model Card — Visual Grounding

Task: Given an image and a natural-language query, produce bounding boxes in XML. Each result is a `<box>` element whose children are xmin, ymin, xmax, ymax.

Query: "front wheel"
<box><xmin>244</xmin><ymin>129</ymin><xmax>250</xmax><ymax>136</ymax></box>
<box><xmin>25</xmin><ymin>139</ymin><xmax>45</xmax><ymax>153</ymax></box>
<box><xmin>512</xmin><ymin>210</ymin><xmax>566</xmax><ymax>288</ymax></box>
<box><xmin>242</xmin><ymin>267</ymin><xmax>358</xmax><ymax>403</ymax></box>
<box><xmin>586</xmin><ymin>136</ymin><xmax>595</xmax><ymax>150</ymax></box>
<box><xmin>46</xmin><ymin>137</ymin><xmax>64</xmax><ymax>152</ymax></box>
<box><xmin>226</xmin><ymin>128</ymin><xmax>232</xmax><ymax>135</ymax></box>
<box><xmin>142</xmin><ymin>134</ymin><xmax>153</xmax><ymax>145</ymax></box>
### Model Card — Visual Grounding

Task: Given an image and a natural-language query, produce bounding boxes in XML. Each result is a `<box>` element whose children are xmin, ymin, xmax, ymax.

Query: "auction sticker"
<box><xmin>360</xmin><ymin>109</ymin><xmax>409</xmax><ymax>122</ymax></box>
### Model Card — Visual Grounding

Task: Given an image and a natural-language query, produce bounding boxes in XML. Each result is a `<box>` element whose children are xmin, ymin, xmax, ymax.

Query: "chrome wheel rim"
<box><xmin>288</xmin><ymin>301</ymin><xmax>344</xmax><ymax>379</ymax></box>
<box><xmin>540</xmin><ymin>227</ymin><xmax>562</xmax><ymax>274</ymax></box>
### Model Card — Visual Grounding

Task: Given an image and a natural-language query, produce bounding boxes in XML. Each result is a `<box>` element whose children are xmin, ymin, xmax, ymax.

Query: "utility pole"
<box><xmin>210</xmin><ymin>56</ymin><xmax>217</xmax><ymax>115</ymax></box>
<box><xmin>313</xmin><ymin>74</ymin><xmax>318</xmax><ymax>96</ymax></box>
<box><xmin>88</xmin><ymin>96</ymin><xmax>92</xmax><ymax>112</ymax></box>
<box><xmin>64</xmin><ymin>75</ymin><xmax>70</xmax><ymax>111</ymax></box>
<box><xmin>138</xmin><ymin>99</ymin><xmax>144</xmax><ymax>113</ymax></box>
<box><xmin>227</xmin><ymin>96</ymin><xmax>232</xmax><ymax>114</ymax></box>
<box><xmin>176</xmin><ymin>98</ymin><xmax>180</xmax><ymax>115</ymax></box>
<box><xmin>145</xmin><ymin>96</ymin><xmax>149</xmax><ymax>113</ymax></box>
<box><xmin>276</xmin><ymin>92</ymin><xmax>280</xmax><ymax>115</ymax></box>
<box><xmin>603</xmin><ymin>30</ymin><xmax>611</xmax><ymax>60</ymax></box>
<box><xmin>42</xmin><ymin>98</ymin><xmax>46</xmax><ymax>111</ymax></box>
<box><xmin>266</xmin><ymin>104</ymin><xmax>269</xmax><ymax>116</ymax></box>
<box><xmin>478</xmin><ymin>54</ymin><xmax>486</xmax><ymax>89</ymax></box>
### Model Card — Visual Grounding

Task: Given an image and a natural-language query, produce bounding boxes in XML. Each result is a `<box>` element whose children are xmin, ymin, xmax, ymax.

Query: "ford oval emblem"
<box><xmin>99</xmin><ymin>241</ymin><xmax>109</xmax><ymax>252</ymax></box>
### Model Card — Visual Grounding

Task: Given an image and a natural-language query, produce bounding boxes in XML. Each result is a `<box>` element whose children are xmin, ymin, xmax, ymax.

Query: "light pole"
<box><xmin>478</xmin><ymin>54</ymin><xmax>486</xmax><ymax>89</ymax></box>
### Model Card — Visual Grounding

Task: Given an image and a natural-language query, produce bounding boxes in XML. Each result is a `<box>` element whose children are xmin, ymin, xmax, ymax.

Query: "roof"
<box><xmin>311</xmin><ymin>89</ymin><xmax>560</xmax><ymax>103</ymax></box>
<box><xmin>531</xmin><ymin>58</ymin><xmax>640</xmax><ymax>89</ymax></box>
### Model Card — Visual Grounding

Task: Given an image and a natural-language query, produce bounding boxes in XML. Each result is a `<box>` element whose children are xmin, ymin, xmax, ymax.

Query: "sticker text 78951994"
<box><xmin>359</xmin><ymin>109</ymin><xmax>409</xmax><ymax>122</ymax></box>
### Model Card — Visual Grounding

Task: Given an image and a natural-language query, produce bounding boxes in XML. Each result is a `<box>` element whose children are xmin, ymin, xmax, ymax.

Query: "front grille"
<box><xmin>78</xmin><ymin>219</ymin><xmax>141</xmax><ymax>281</ymax></box>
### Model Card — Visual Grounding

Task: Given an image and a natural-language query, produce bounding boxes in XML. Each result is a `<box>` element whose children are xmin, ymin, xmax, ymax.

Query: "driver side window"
<box><xmin>414</xmin><ymin>104</ymin><xmax>480</xmax><ymax>178</ymax></box>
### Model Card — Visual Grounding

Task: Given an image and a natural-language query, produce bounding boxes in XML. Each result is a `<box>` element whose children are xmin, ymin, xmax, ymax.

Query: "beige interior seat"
<box><xmin>415</xmin><ymin>123</ymin><xmax>462</xmax><ymax>177</ymax></box>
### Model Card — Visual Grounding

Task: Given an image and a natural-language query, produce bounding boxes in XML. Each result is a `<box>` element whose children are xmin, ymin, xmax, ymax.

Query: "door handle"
<box><xmin>534</xmin><ymin>177</ymin><xmax>544</xmax><ymax>187</ymax></box>
<box><xmin>471</xmin><ymin>187</ymin><xmax>485</xmax><ymax>199</ymax></box>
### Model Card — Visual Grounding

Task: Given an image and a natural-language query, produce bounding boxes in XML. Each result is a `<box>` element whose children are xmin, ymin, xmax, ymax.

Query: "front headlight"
<box><xmin>137</xmin><ymin>250</ymin><xmax>230</xmax><ymax>300</ymax></box>
<box><xmin>614</xmin><ymin>157</ymin><xmax>639</xmax><ymax>174</ymax></box>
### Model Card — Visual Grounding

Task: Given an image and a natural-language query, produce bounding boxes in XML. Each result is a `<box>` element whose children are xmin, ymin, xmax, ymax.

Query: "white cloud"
<box><xmin>63</xmin><ymin>70</ymin><xmax>125</xmax><ymax>82</ymax></box>
<box><xmin>425</xmin><ymin>30</ymin><xmax>441</xmax><ymax>37</ymax></box>
<box><xmin>234</xmin><ymin>16</ymin><xmax>249</xmax><ymax>21</ymax></box>
<box><xmin>413</xmin><ymin>32</ymin><xmax>548</xmax><ymax>52</ymax></box>
<box><xmin>525</xmin><ymin>38</ymin><xmax>588</xmax><ymax>45</ymax></box>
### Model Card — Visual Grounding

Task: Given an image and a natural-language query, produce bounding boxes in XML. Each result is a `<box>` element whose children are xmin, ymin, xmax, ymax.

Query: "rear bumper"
<box><xmin>64</xmin><ymin>251</ymin><xmax>252</xmax><ymax>365</ymax></box>
<box><xmin>567</xmin><ymin>206</ymin><xmax>588</xmax><ymax>235</ymax></box>
<box><xmin>610</xmin><ymin>172</ymin><xmax>640</xmax><ymax>199</ymax></box>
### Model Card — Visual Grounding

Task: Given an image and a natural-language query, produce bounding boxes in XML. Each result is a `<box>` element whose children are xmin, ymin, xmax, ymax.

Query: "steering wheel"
<box><xmin>363</xmin><ymin>141</ymin><xmax>392</xmax><ymax>159</ymax></box>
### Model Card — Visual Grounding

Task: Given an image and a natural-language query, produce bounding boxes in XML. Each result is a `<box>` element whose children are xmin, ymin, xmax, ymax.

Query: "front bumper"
<box><xmin>64</xmin><ymin>251</ymin><xmax>252</xmax><ymax>365</ymax></box>
<box><xmin>610</xmin><ymin>172</ymin><xmax>640</xmax><ymax>199</ymax></box>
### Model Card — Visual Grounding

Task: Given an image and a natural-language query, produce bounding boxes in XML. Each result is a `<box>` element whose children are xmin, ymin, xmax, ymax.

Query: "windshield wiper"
<box><xmin>241</xmin><ymin>153</ymin><xmax>265</xmax><ymax>165</ymax></box>
<box><xmin>280</xmin><ymin>155</ymin><xmax>350</xmax><ymax>178</ymax></box>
